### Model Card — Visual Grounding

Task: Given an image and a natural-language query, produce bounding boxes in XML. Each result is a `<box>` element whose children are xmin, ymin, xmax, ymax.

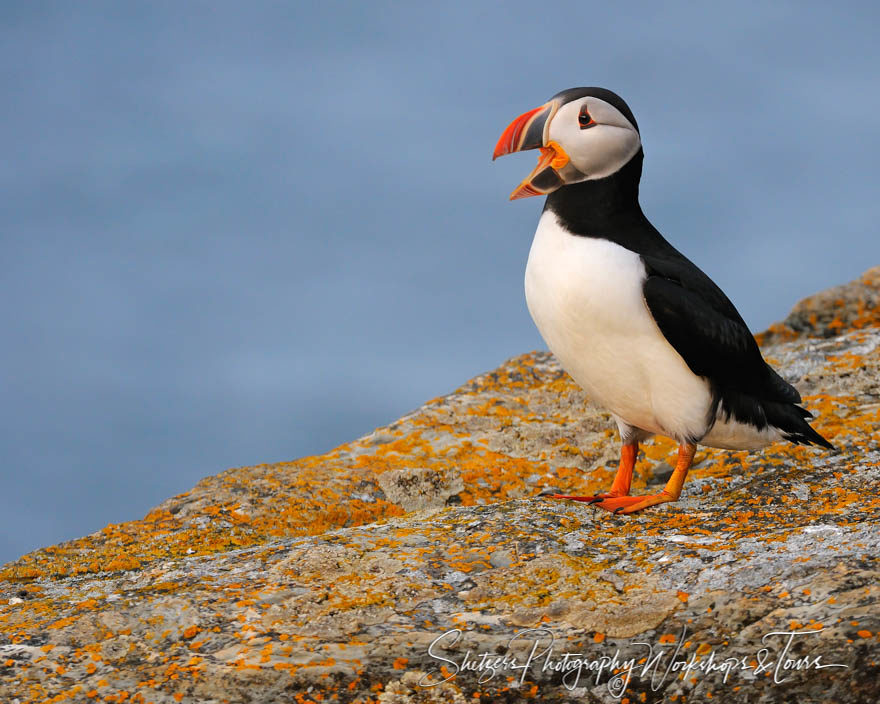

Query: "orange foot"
<box><xmin>588</xmin><ymin>492</ymin><xmax>675</xmax><ymax>514</ymax></box>
<box><xmin>545</xmin><ymin>444</ymin><xmax>637</xmax><ymax>504</ymax></box>
<box><xmin>546</xmin><ymin>492</ymin><xmax>619</xmax><ymax>504</ymax></box>
<box><xmin>547</xmin><ymin>442</ymin><xmax>696</xmax><ymax>516</ymax></box>
<box><xmin>546</xmin><ymin>491</ymin><xmax>670</xmax><ymax>513</ymax></box>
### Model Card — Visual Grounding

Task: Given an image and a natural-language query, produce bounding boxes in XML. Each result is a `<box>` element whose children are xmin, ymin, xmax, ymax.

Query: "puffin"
<box><xmin>492</xmin><ymin>87</ymin><xmax>832</xmax><ymax>514</ymax></box>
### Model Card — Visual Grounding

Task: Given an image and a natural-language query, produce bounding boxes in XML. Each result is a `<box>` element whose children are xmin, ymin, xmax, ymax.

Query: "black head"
<box><xmin>493</xmin><ymin>86</ymin><xmax>642</xmax><ymax>200</ymax></box>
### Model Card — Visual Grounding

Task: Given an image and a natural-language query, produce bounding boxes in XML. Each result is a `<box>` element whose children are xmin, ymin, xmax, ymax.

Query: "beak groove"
<box><xmin>492</xmin><ymin>102</ymin><xmax>555</xmax><ymax>160</ymax></box>
<box><xmin>493</xmin><ymin>100</ymin><xmax>568</xmax><ymax>199</ymax></box>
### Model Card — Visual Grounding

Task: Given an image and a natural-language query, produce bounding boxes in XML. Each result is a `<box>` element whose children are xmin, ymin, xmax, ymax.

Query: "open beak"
<box><xmin>493</xmin><ymin>100</ymin><xmax>569</xmax><ymax>200</ymax></box>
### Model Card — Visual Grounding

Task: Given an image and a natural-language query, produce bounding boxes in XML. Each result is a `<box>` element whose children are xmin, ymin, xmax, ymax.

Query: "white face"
<box><xmin>547</xmin><ymin>97</ymin><xmax>641</xmax><ymax>182</ymax></box>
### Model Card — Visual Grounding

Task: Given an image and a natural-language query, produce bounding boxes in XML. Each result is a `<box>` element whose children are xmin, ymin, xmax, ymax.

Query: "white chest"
<box><xmin>523</xmin><ymin>211</ymin><xmax>711</xmax><ymax>440</ymax></box>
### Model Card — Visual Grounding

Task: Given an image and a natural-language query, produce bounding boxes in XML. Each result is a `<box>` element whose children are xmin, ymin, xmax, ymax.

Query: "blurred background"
<box><xmin>2</xmin><ymin>1</ymin><xmax>878</xmax><ymax>565</ymax></box>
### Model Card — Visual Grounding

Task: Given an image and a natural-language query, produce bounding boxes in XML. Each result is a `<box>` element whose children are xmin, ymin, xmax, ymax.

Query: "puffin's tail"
<box><xmin>764</xmin><ymin>401</ymin><xmax>835</xmax><ymax>449</ymax></box>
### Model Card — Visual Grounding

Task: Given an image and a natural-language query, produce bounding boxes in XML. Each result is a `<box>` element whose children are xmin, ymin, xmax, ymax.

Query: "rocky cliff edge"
<box><xmin>2</xmin><ymin>268</ymin><xmax>880</xmax><ymax>703</ymax></box>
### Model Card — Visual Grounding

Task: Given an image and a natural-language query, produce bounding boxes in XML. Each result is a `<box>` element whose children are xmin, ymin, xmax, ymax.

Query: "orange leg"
<box><xmin>548</xmin><ymin>443</ymin><xmax>637</xmax><ymax>503</ymax></box>
<box><xmin>591</xmin><ymin>442</ymin><xmax>697</xmax><ymax>514</ymax></box>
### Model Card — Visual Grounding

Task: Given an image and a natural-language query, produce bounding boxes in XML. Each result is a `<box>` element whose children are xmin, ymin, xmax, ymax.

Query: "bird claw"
<box><xmin>545</xmin><ymin>491</ymin><xmax>675</xmax><ymax>514</ymax></box>
<box><xmin>545</xmin><ymin>493</ymin><xmax>609</xmax><ymax>503</ymax></box>
<box><xmin>590</xmin><ymin>493</ymin><xmax>673</xmax><ymax>514</ymax></box>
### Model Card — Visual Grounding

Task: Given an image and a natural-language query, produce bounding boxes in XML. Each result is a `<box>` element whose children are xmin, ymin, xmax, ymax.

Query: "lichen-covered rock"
<box><xmin>2</xmin><ymin>270</ymin><xmax>879</xmax><ymax>703</ymax></box>
<box><xmin>377</xmin><ymin>466</ymin><xmax>464</xmax><ymax>512</ymax></box>
<box><xmin>757</xmin><ymin>265</ymin><xmax>880</xmax><ymax>343</ymax></box>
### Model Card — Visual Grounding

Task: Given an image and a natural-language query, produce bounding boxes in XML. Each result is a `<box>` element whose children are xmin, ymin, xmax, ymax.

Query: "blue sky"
<box><xmin>2</xmin><ymin>1</ymin><xmax>878</xmax><ymax>565</ymax></box>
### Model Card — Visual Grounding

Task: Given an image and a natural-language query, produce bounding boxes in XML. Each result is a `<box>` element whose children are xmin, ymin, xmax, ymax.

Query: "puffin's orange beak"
<box><xmin>493</xmin><ymin>103</ymin><xmax>553</xmax><ymax>160</ymax></box>
<box><xmin>493</xmin><ymin>100</ymin><xmax>569</xmax><ymax>200</ymax></box>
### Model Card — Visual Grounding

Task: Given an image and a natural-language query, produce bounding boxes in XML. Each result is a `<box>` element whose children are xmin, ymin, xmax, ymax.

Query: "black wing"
<box><xmin>641</xmin><ymin>254</ymin><xmax>800</xmax><ymax>404</ymax></box>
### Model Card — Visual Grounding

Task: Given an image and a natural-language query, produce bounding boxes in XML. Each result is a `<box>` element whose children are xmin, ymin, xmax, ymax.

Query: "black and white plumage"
<box><xmin>493</xmin><ymin>87</ymin><xmax>831</xmax><ymax>513</ymax></box>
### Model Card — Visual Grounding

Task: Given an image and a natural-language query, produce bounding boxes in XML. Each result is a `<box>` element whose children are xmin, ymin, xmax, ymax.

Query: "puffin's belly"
<box><xmin>524</xmin><ymin>211</ymin><xmax>711</xmax><ymax>440</ymax></box>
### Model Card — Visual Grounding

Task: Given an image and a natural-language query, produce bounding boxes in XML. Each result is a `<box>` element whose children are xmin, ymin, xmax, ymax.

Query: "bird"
<box><xmin>492</xmin><ymin>87</ymin><xmax>833</xmax><ymax>514</ymax></box>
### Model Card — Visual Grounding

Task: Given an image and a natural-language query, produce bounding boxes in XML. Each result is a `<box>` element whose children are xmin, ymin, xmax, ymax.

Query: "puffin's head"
<box><xmin>493</xmin><ymin>87</ymin><xmax>641</xmax><ymax>200</ymax></box>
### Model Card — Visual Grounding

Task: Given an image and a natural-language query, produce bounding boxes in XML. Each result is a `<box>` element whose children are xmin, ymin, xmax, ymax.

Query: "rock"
<box><xmin>1</xmin><ymin>269</ymin><xmax>879</xmax><ymax>703</ymax></box>
<box><xmin>377</xmin><ymin>466</ymin><xmax>464</xmax><ymax>512</ymax></box>
<box><xmin>378</xmin><ymin>671</ymin><xmax>468</xmax><ymax>703</ymax></box>
<box><xmin>757</xmin><ymin>265</ymin><xmax>880</xmax><ymax>343</ymax></box>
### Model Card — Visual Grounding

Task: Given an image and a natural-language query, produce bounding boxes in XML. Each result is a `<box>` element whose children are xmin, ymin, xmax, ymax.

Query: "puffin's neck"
<box><xmin>543</xmin><ymin>149</ymin><xmax>658</xmax><ymax>245</ymax></box>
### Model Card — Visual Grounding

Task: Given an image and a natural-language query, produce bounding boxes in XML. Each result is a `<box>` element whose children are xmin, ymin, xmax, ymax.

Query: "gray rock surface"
<box><xmin>2</xmin><ymin>269</ymin><xmax>879</xmax><ymax>703</ymax></box>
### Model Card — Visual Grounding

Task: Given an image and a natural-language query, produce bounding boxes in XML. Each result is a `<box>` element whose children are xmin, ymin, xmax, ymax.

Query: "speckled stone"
<box><xmin>1</xmin><ymin>270</ymin><xmax>879</xmax><ymax>703</ymax></box>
